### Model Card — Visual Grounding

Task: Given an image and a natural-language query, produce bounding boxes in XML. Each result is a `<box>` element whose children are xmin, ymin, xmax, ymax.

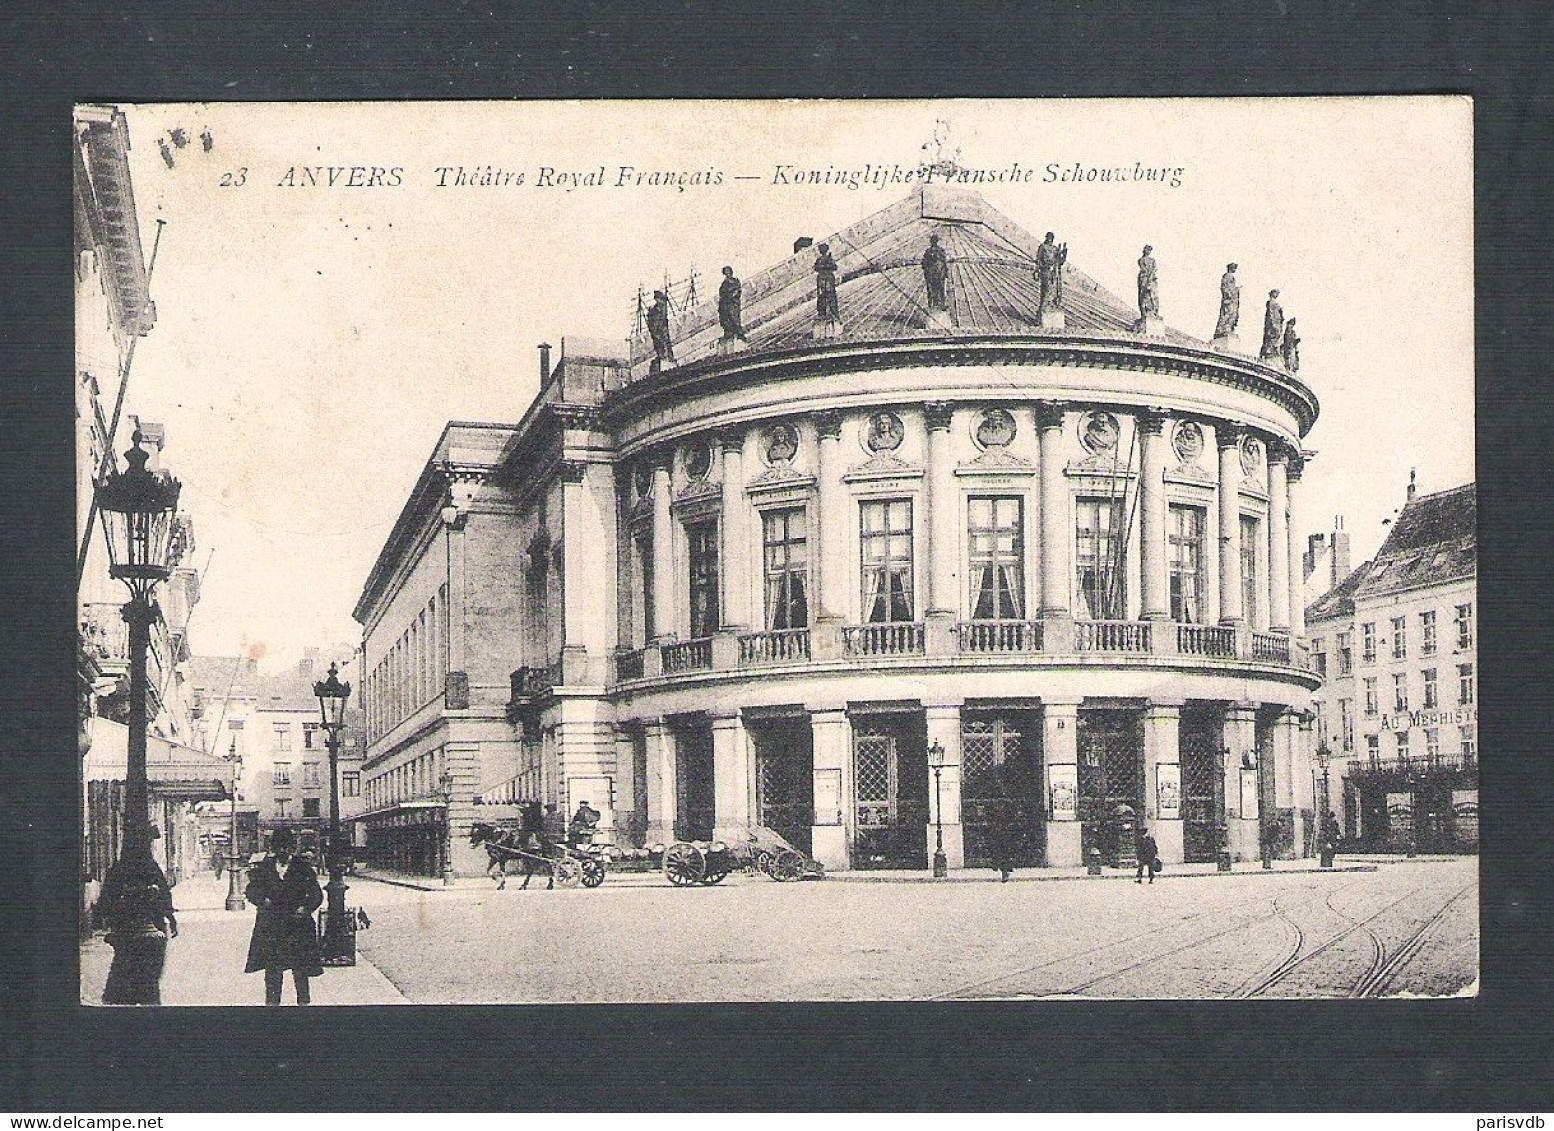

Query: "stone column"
<box><xmin>809</xmin><ymin>707</ymin><xmax>850</xmax><ymax>870</ymax></box>
<box><xmin>814</xmin><ymin>409</ymin><xmax>846</xmax><ymax>625</ymax></box>
<box><xmin>1143</xmin><ymin>701</ymin><xmax>1184</xmax><ymax>864</ymax></box>
<box><xmin>924</xmin><ymin>703</ymin><xmax>964</xmax><ymax>869</ymax></box>
<box><xmin>650</xmin><ymin>448</ymin><xmax>676</xmax><ymax>642</ymax></box>
<box><xmin>1216</xmin><ymin>424</ymin><xmax>1244</xmax><ymax>626</ymax></box>
<box><xmin>1043</xmin><ymin>698</ymin><xmax>1082</xmax><ymax>865</ymax></box>
<box><xmin>1267</xmin><ymin>441</ymin><xmax>1291</xmax><ymax>633</ymax></box>
<box><xmin>1138</xmin><ymin>409</ymin><xmax>1170</xmax><ymax>621</ymax></box>
<box><xmin>643</xmin><ymin>718</ymin><xmax>676</xmax><ymax>845</ymax></box>
<box><xmin>718</xmin><ymin>428</ymin><xmax>750</xmax><ymax>632</ymax></box>
<box><xmin>1223</xmin><ymin>702</ymin><xmax>1260</xmax><ymax>861</ymax></box>
<box><xmin>611</xmin><ymin>727</ymin><xmax>640</xmax><ymax>847</ymax></box>
<box><xmin>1293</xmin><ymin>710</ymin><xmax>1317</xmax><ymax>856</ymax></box>
<box><xmin>441</xmin><ymin>504</ymin><xmax>469</xmax><ymax>676</ymax></box>
<box><xmin>443</xmin><ymin>741</ymin><xmax>483</xmax><ymax>876</ymax></box>
<box><xmin>711</xmin><ymin>711</ymin><xmax>753</xmax><ymax>841</ymax></box>
<box><xmin>1287</xmin><ymin>452</ymin><xmax>1306</xmax><ymax>640</ymax></box>
<box><xmin>1036</xmin><ymin>402</ymin><xmax>1072</xmax><ymax>624</ymax></box>
<box><xmin>924</xmin><ymin>401</ymin><xmax>958</xmax><ymax>655</ymax></box>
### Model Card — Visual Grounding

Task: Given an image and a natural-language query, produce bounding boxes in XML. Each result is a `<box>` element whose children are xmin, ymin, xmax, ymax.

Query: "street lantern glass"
<box><xmin>928</xmin><ymin>739</ymin><xmax>947</xmax><ymax>769</ymax></box>
<box><xmin>97</xmin><ymin>431</ymin><xmax>182</xmax><ymax>596</ymax></box>
<box><xmin>314</xmin><ymin>662</ymin><xmax>351</xmax><ymax>732</ymax></box>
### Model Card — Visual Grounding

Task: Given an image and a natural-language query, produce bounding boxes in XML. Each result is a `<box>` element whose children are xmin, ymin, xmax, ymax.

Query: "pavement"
<box><xmin>80</xmin><ymin>873</ymin><xmax>408</xmax><ymax>1007</ymax></box>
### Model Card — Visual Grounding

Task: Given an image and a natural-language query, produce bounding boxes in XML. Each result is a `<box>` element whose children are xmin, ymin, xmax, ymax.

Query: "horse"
<box><xmin>468</xmin><ymin>818</ymin><xmax>554</xmax><ymax>890</ymax></box>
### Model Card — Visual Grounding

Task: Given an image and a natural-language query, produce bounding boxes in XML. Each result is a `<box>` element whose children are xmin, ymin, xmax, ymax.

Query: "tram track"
<box><xmin>1350</xmin><ymin>881</ymin><xmax>1475</xmax><ymax>999</ymax></box>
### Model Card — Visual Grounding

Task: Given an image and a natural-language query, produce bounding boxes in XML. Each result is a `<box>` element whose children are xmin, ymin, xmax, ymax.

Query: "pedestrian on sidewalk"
<box><xmin>244</xmin><ymin>828</ymin><xmax>324</xmax><ymax>1005</ymax></box>
<box><xmin>1135</xmin><ymin>825</ymin><xmax>1160</xmax><ymax>884</ymax></box>
<box><xmin>987</xmin><ymin>807</ymin><xmax>1020</xmax><ymax>883</ymax></box>
<box><xmin>99</xmin><ymin>833</ymin><xmax>179</xmax><ymax>1005</ymax></box>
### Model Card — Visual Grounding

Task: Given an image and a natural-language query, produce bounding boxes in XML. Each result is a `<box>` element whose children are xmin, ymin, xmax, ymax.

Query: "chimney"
<box><xmin>1303</xmin><ymin>533</ymin><xmax>1326</xmax><ymax>582</ymax></box>
<box><xmin>1406</xmin><ymin>468</ymin><xmax>1417</xmax><ymax>502</ymax></box>
<box><xmin>1331</xmin><ymin>515</ymin><xmax>1351</xmax><ymax>586</ymax></box>
<box><xmin>793</xmin><ymin>237</ymin><xmax>814</xmax><ymax>254</ymax></box>
<box><xmin>299</xmin><ymin>646</ymin><xmax>319</xmax><ymax>676</ymax></box>
<box><xmin>538</xmin><ymin>343</ymin><xmax>552</xmax><ymax>384</ymax></box>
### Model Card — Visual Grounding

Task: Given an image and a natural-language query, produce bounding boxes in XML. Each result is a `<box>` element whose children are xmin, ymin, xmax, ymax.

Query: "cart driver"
<box><xmin>568</xmin><ymin>800</ymin><xmax>601</xmax><ymax>848</ymax></box>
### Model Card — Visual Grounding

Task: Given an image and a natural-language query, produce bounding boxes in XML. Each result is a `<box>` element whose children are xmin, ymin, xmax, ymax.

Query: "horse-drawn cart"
<box><xmin>469</xmin><ymin>819</ymin><xmax>606</xmax><ymax>889</ymax></box>
<box><xmin>661</xmin><ymin>826</ymin><xmax>824</xmax><ymax>887</ymax></box>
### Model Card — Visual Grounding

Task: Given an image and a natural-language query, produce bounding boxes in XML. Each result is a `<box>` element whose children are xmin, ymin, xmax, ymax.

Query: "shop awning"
<box><xmin>84</xmin><ymin>716</ymin><xmax>231</xmax><ymax>802</ymax></box>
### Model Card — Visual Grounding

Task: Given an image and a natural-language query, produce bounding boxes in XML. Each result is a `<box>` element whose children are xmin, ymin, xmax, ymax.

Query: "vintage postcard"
<box><xmin>75</xmin><ymin>97</ymin><xmax>1475</xmax><ymax>1005</ymax></box>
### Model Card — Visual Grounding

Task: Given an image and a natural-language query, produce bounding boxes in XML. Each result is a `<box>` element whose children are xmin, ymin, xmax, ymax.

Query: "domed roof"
<box><xmin>637</xmin><ymin>185</ymin><xmax>1205</xmax><ymax>367</ymax></box>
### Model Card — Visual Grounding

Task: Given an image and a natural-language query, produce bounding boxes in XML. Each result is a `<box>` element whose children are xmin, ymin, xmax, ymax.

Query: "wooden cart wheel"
<box><xmin>770</xmin><ymin>848</ymin><xmax>806</xmax><ymax>882</ymax></box>
<box><xmin>663</xmin><ymin>842</ymin><xmax>705</xmax><ymax>887</ymax></box>
<box><xmin>700</xmin><ymin>868</ymin><xmax>726</xmax><ymax>885</ymax></box>
<box><xmin>553</xmin><ymin>856</ymin><xmax>584</xmax><ymax>889</ymax></box>
<box><xmin>580</xmin><ymin>857</ymin><xmax>606</xmax><ymax>888</ymax></box>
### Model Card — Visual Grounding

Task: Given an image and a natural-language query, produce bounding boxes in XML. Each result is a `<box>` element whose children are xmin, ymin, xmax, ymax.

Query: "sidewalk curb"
<box><xmin>824</xmin><ymin>864</ymin><xmax>1381</xmax><ymax>884</ymax></box>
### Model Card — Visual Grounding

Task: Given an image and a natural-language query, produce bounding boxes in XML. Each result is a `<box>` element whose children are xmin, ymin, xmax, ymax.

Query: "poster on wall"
<box><xmin>1155</xmin><ymin>764</ymin><xmax>1182</xmax><ymax>821</ymax></box>
<box><xmin>1048</xmin><ymin>763</ymin><xmax>1078</xmax><ymax>820</ymax></box>
<box><xmin>813</xmin><ymin>768</ymin><xmax>842</xmax><ymax>825</ymax></box>
<box><xmin>1452</xmin><ymin>789</ymin><xmax>1479</xmax><ymax>848</ymax></box>
<box><xmin>1239</xmin><ymin>768</ymin><xmax>1260</xmax><ymax>820</ymax></box>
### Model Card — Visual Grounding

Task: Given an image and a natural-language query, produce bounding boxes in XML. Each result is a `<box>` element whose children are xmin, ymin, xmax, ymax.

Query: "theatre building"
<box><xmin>353</xmin><ymin>186</ymin><xmax>1322</xmax><ymax>876</ymax></box>
<box><xmin>1306</xmin><ymin>479</ymin><xmax>1477</xmax><ymax>853</ymax></box>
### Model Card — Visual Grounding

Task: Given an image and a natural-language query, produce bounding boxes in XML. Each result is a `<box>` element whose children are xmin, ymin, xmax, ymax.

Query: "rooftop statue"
<box><xmin>1137</xmin><ymin>245</ymin><xmax>1160</xmax><ymax>320</ymax></box>
<box><xmin>646</xmin><ymin>289</ymin><xmax>675</xmax><ymax>372</ymax></box>
<box><xmin>1214</xmin><ymin>263</ymin><xmax>1240</xmax><ymax>339</ymax></box>
<box><xmin>921</xmin><ymin>235</ymin><xmax>949</xmax><ymax>312</ymax></box>
<box><xmin>1035</xmin><ymin>231</ymin><xmax>1068</xmax><ymax>313</ymax></box>
<box><xmin>1281</xmin><ymin>317</ymin><xmax>1301</xmax><ymax>373</ymax></box>
<box><xmin>814</xmin><ymin>243</ymin><xmax>839</xmax><ymax>321</ymax></box>
<box><xmin>717</xmin><ymin>266</ymin><xmax>744</xmax><ymax>340</ymax></box>
<box><xmin>1260</xmin><ymin>289</ymin><xmax>1284</xmax><ymax>360</ymax></box>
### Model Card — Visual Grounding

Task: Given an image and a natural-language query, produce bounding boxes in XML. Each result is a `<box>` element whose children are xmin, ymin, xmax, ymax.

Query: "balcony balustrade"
<box><xmin>1076</xmin><ymin>619</ymin><xmax>1152</xmax><ymax>653</ymax></box>
<box><xmin>957</xmin><ymin>620</ymin><xmax>1043</xmax><ymax>654</ymax></box>
<box><xmin>614</xmin><ymin>647</ymin><xmax>647</xmax><ymax>682</ymax></box>
<box><xmin>738</xmin><ymin>628</ymin><xmax>811</xmax><ymax>666</ymax></box>
<box><xmin>1251</xmin><ymin>631</ymin><xmax>1292</xmax><ymax>664</ymax></box>
<box><xmin>661</xmin><ymin>638</ymin><xmax>713</xmax><ymax>674</ymax></box>
<box><xmin>843</xmin><ymin>622</ymin><xmax>926</xmax><ymax>658</ymax></box>
<box><xmin>1177</xmin><ymin>623</ymin><xmax>1236</xmax><ymax>657</ymax></box>
<box><xmin>1347</xmin><ymin>751</ymin><xmax>1477</xmax><ymax>777</ymax></box>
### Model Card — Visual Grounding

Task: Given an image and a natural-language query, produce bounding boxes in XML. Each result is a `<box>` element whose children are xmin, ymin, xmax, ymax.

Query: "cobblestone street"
<box><xmin>353</xmin><ymin>856</ymin><xmax>1476</xmax><ymax>1003</ymax></box>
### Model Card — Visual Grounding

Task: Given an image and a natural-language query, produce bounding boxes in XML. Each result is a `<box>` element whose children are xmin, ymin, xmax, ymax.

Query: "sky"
<box><xmin>105</xmin><ymin>98</ymin><xmax>1474</xmax><ymax>674</ymax></box>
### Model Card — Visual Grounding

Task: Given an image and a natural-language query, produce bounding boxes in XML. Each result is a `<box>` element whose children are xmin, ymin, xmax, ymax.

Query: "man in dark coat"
<box><xmin>568</xmin><ymin>800</ymin><xmax>602</xmax><ymax>848</ymax></box>
<box><xmin>1135</xmin><ymin>825</ymin><xmax>1160</xmax><ymax>884</ymax></box>
<box><xmin>99</xmin><ymin>839</ymin><xmax>178</xmax><ymax>1005</ymax></box>
<box><xmin>245</xmin><ymin>827</ymin><xmax>324</xmax><ymax>1004</ymax></box>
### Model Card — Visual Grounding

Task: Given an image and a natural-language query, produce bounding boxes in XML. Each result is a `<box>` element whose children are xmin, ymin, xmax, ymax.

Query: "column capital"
<box><xmin>1136</xmin><ymin>407</ymin><xmax>1169</xmax><ymax>434</ymax></box>
<box><xmin>1034</xmin><ymin>400</ymin><xmax>1068</xmax><ymax>430</ymax></box>
<box><xmin>814</xmin><ymin>408</ymin><xmax>844</xmax><ymax>441</ymax></box>
<box><xmin>1267</xmin><ymin>438</ymin><xmax>1294</xmax><ymax>467</ymax></box>
<box><xmin>1286</xmin><ymin>447</ymin><xmax>1310</xmax><ymax>480</ymax></box>
<box><xmin>716</xmin><ymin>426</ymin><xmax>747</xmax><ymax>453</ymax></box>
<box><xmin>559</xmin><ymin>459</ymin><xmax>589</xmax><ymax>485</ymax></box>
<box><xmin>1215</xmin><ymin>421</ymin><xmax>1248</xmax><ymax>450</ymax></box>
<box><xmin>709</xmin><ymin>709</ymin><xmax>743</xmax><ymax>726</ymax></box>
<box><xmin>923</xmin><ymin>400</ymin><xmax>956</xmax><ymax>431</ymax></box>
<box><xmin>647</xmin><ymin>444</ymin><xmax>676</xmax><ymax>473</ymax></box>
<box><xmin>1145</xmin><ymin>699</ymin><xmax>1185</xmax><ymax>716</ymax></box>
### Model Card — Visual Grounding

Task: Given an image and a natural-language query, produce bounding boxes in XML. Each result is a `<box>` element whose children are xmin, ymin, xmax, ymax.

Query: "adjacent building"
<box><xmin>354</xmin><ymin>185</ymin><xmax>1323</xmax><ymax>876</ymax></box>
<box><xmin>1306</xmin><ymin>478</ymin><xmax>1477</xmax><ymax>852</ymax></box>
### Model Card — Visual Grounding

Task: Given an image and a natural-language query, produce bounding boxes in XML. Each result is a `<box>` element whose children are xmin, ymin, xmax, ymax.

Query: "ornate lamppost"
<box><xmin>224</xmin><ymin>735</ymin><xmax>246</xmax><ymax>911</ymax></box>
<box><xmin>1315</xmin><ymin>741</ymin><xmax>1334</xmax><ymax>868</ymax></box>
<box><xmin>1214</xmin><ymin>746</ymin><xmax>1233</xmax><ymax>872</ymax></box>
<box><xmin>94</xmin><ymin>432</ymin><xmax>182</xmax><ymax>1004</ymax></box>
<box><xmin>437</xmin><ymin>769</ymin><xmax>455</xmax><ymax>886</ymax></box>
<box><xmin>928</xmin><ymin>740</ymin><xmax>948</xmax><ymax>879</ymax></box>
<box><xmin>314</xmin><ymin>662</ymin><xmax>354</xmax><ymax>965</ymax></box>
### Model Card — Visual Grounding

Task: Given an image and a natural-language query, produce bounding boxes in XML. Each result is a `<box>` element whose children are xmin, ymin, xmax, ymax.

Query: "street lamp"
<box><xmin>1214</xmin><ymin>746</ymin><xmax>1233</xmax><ymax>872</ymax></box>
<box><xmin>437</xmin><ymin>769</ymin><xmax>455</xmax><ymax>886</ymax></box>
<box><xmin>1315</xmin><ymin>741</ymin><xmax>1334</xmax><ymax>868</ymax></box>
<box><xmin>224</xmin><ymin>735</ymin><xmax>246</xmax><ymax>911</ymax></box>
<box><xmin>314</xmin><ymin>661</ymin><xmax>354</xmax><ymax>965</ymax></box>
<box><xmin>94</xmin><ymin>431</ymin><xmax>182</xmax><ymax>1004</ymax></box>
<box><xmin>928</xmin><ymin>740</ymin><xmax>948</xmax><ymax>879</ymax></box>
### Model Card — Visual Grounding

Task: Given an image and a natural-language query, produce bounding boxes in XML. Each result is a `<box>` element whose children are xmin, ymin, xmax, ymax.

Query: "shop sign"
<box><xmin>1379</xmin><ymin>706</ymin><xmax>1476</xmax><ymax>731</ymax></box>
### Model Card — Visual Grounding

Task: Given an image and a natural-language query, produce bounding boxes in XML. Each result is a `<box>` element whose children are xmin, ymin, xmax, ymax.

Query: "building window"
<box><xmin>1422</xmin><ymin>668</ymin><xmax>1439</xmax><ymax>710</ymax></box>
<box><xmin>275</xmin><ymin>798</ymin><xmax>290</xmax><ymax>819</ymax></box>
<box><xmin>635</xmin><ymin>531</ymin><xmax>655</xmax><ymax>642</ymax></box>
<box><xmin>1458</xmin><ymin>663</ymin><xmax>1474</xmax><ymax>704</ymax></box>
<box><xmin>969</xmin><ymin>496</ymin><xmax>1025</xmax><ymax>620</ymax></box>
<box><xmin>273</xmin><ymin>723</ymin><xmax>292</xmax><ymax>751</ymax></box>
<box><xmin>1426</xmin><ymin>727</ymin><xmax>1440</xmax><ymax>763</ymax></box>
<box><xmin>1392</xmin><ymin>672</ymin><xmax>1408</xmax><ymax>713</ymax></box>
<box><xmin>303</xmin><ymin>762</ymin><xmax>322</xmax><ymax>788</ymax></box>
<box><xmin>1336</xmin><ymin>631</ymin><xmax>1352</xmax><ymax>675</ymax></box>
<box><xmin>861</xmin><ymin>499</ymin><xmax>914</xmax><ymax>623</ymax></box>
<box><xmin>1240</xmin><ymin>514</ymin><xmax>1260</xmax><ymax>627</ymax></box>
<box><xmin>1396</xmin><ymin>731</ymin><xmax>1410</xmax><ymax>763</ymax></box>
<box><xmin>1338</xmin><ymin>699</ymin><xmax>1353</xmax><ymax>751</ymax></box>
<box><xmin>302</xmin><ymin>797</ymin><xmax>321</xmax><ymax>818</ymax></box>
<box><xmin>1456</xmin><ymin>603</ymin><xmax>1473</xmax><ymax>649</ymax></box>
<box><xmin>303</xmin><ymin>722</ymin><xmax>319</xmax><ymax>749</ymax></box>
<box><xmin>1363</xmin><ymin>677</ymin><xmax>1378</xmax><ymax>717</ymax></box>
<box><xmin>687</xmin><ymin>519</ymin><xmax>720</xmax><ymax>639</ymax></box>
<box><xmin>762</xmin><ymin>507</ymin><xmax>809</xmax><ymax>630</ymax></box>
<box><xmin>1361</xmin><ymin>622</ymin><xmax>1376</xmax><ymax>664</ymax></box>
<box><xmin>1460</xmin><ymin>725</ymin><xmax>1475</xmax><ymax>762</ymax></box>
<box><xmin>1366</xmin><ymin>734</ymin><xmax>1380</xmax><ymax>767</ymax></box>
<box><xmin>1078</xmin><ymin>499</ymin><xmax>1125</xmax><ymax>620</ymax></box>
<box><xmin>1420</xmin><ymin>610</ymin><xmax>1437</xmax><ymax>656</ymax></box>
<box><xmin>272</xmin><ymin>762</ymin><xmax>291</xmax><ymax>787</ymax></box>
<box><xmin>1314</xmin><ymin>650</ymin><xmax>1327</xmax><ymax>679</ymax></box>
<box><xmin>343</xmin><ymin>771</ymin><xmax>360</xmax><ymax>798</ymax></box>
<box><xmin>1391</xmin><ymin>615</ymin><xmax>1407</xmax><ymax>660</ymax></box>
<box><xmin>1167</xmin><ymin>505</ymin><xmax>1207</xmax><ymax>623</ymax></box>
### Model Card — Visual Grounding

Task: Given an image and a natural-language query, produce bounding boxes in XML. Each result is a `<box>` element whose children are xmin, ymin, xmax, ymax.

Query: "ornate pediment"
<box><xmin>955</xmin><ymin>448</ymin><xmax>1034</xmax><ymax>477</ymax></box>
<box><xmin>746</xmin><ymin>465</ymin><xmax>816</xmax><ymax>497</ymax></box>
<box><xmin>843</xmin><ymin>451</ymin><xmax>924</xmax><ymax>484</ymax></box>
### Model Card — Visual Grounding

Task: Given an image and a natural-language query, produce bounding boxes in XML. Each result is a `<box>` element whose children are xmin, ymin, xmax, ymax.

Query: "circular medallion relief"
<box><xmin>683</xmin><ymin>439</ymin><xmax>713</xmax><ymax>482</ymax></box>
<box><xmin>764</xmin><ymin>423</ymin><xmax>799</xmax><ymax>466</ymax></box>
<box><xmin>1172</xmin><ymin>420</ymin><xmax>1204</xmax><ymax>464</ymax></box>
<box><xmin>974</xmin><ymin>408</ymin><xmax>1017</xmax><ymax>450</ymax></box>
<box><xmin>864</xmin><ymin>411</ymin><xmax>905</xmax><ymax>453</ymax></box>
<box><xmin>1080</xmin><ymin>411</ymin><xmax>1120</xmax><ymax>455</ymax></box>
<box><xmin>1240</xmin><ymin>435</ymin><xmax>1263</xmax><ymax>477</ymax></box>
